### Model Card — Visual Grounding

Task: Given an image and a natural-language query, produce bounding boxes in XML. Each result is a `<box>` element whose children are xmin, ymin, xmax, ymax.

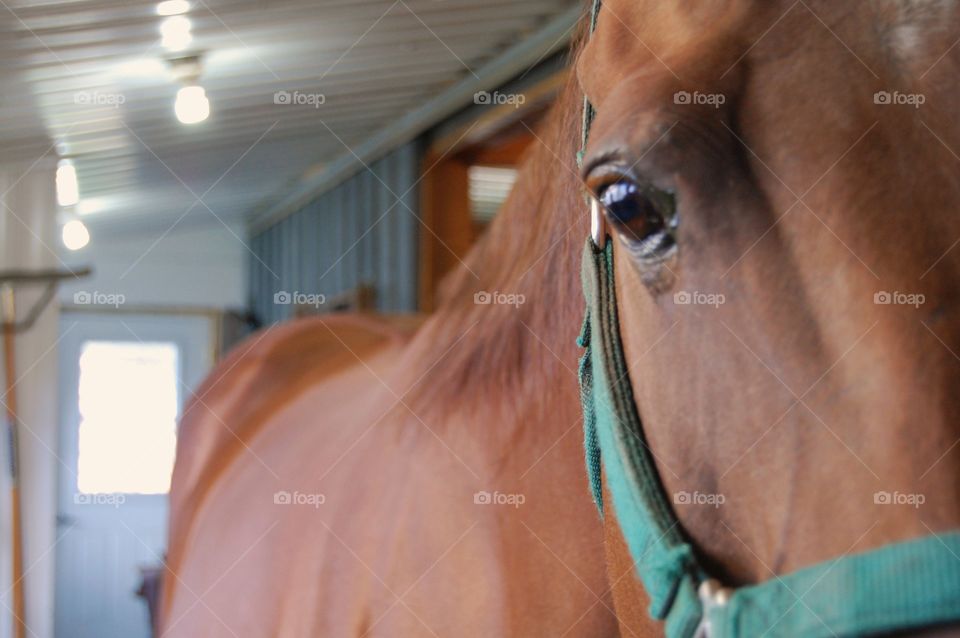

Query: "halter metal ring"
<box><xmin>590</xmin><ymin>197</ymin><xmax>607</xmax><ymax>248</ymax></box>
<box><xmin>694</xmin><ymin>579</ymin><xmax>732</xmax><ymax>638</ymax></box>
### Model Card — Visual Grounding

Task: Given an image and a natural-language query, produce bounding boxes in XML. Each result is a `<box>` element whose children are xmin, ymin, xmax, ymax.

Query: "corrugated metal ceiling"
<box><xmin>0</xmin><ymin>0</ymin><xmax>579</xmax><ymax>230</ymax></box>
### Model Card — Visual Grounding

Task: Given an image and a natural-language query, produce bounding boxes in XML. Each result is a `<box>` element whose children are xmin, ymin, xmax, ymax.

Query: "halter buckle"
<box><xmin>590</xmin><ymin>197</ymin><xmax>607</xmax><ymax>248</ymax></box>
<box><xmin>694</xmin><ymin>579</ymin><xmax>732</xmax><ymax>638</ymax></box>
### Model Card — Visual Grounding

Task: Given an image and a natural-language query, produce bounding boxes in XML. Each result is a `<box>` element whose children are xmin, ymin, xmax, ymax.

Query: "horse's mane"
<box><xmin>404</xmin><ymin>49</ymin><xmax>588</xmax><ymax>426</ymax></box>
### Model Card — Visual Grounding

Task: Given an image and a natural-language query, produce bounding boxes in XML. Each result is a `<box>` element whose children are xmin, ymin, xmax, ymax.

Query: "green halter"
<box><xmin>577</xmin><ymin>2</ymin><xmax>960</xmax><ymax>636</ymax></box>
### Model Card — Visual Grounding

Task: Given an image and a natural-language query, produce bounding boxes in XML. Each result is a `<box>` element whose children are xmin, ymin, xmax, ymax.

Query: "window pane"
<box><xmin>469</xmin><ymin>165</ymin><xmax>517</xmax><ymax>222</ymax></box>
<box><xmin>77</xmin><ymin>341</ymin><xmax>179</xmax><ymax>494</ymax></box>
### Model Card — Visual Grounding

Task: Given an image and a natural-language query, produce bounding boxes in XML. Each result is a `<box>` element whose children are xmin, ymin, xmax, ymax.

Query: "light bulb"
<box><xmin>161</xmin><ymin>15</ymin><xmax>192</xmax><ymax>51</ymax></box>
<box><xmin>62</xmin><ymin>220</ymin><xmax>90</xmax><ymax>251</ymax></box>
<box><xmin>157</xmin><ymin>0</ymin><xmax>190</xmax><ymax>16</ymax></box>
<box><xmin>175</xmin><ymin>85</ymin><xmax>210</xmax><ymax>124</ymax></box>
<box><xmin>56</xmin><ymin>162</ymin><xmax>79</xmax><ymax>207</ymax></box>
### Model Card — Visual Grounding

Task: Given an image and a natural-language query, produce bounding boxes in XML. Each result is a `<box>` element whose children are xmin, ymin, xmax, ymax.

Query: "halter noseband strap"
<box><xmin>577</xmin><ymin>2</ymin><xmax>960</xmax><ymax>636</ymax></box>
<box><xmin>578</xmin><ymin>241</ymin><xmax>960</xmax><ymax>637</ymax></box>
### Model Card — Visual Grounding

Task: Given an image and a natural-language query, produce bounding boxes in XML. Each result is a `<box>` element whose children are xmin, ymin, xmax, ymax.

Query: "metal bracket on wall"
<box><xmin>0</xmin><ymin>267</ymin><xmax>91</xmax><ymax>333</ymax></box>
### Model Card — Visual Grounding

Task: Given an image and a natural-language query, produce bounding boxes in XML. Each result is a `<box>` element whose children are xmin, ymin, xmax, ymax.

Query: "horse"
<box><xmin>158</xmin><ymin>56</ymin><xmax>612</xmax><ymax>638</ymax></box>
<box><xmin>159</xmin><ymin>0</ymin><xmax>960</xmax><ymax>635</ymax></box>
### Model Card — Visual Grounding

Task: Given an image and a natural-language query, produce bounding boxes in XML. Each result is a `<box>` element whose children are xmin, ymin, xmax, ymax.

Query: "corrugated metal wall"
<box><xmin>248</xmin><ymin>141</ymin><xmax>420</xmax><ymax>324</ymax></box>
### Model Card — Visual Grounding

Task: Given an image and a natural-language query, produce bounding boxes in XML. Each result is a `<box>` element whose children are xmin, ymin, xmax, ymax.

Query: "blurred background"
<box><xmin>0</xmin><ymin>0</ymin><xmax>582</xmax><ymax>635</ymax></box>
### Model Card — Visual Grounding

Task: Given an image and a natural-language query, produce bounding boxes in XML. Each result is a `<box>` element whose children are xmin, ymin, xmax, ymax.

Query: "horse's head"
<box><xmin>576</xmin><ymin>0</ymin><xmax>960</xmax><ymax>632</ymax></box>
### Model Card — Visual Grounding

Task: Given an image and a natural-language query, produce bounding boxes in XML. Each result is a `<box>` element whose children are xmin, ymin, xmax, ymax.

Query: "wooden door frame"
<box><xmin>417</xmin><ymin>70</ymin><xmax>565</xmax><ymax>312</ymax></box>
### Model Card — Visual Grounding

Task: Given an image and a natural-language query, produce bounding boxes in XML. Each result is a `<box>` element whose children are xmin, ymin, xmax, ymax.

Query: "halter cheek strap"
<box><xmin>578</xmin><ymin>239</ymin><xmax>960</xmax><ymax>637</ymax></box>
<box><xmin>578</xmin><ymin>240</ymin><xmax>704</xmax><ymax>637</ymax></box>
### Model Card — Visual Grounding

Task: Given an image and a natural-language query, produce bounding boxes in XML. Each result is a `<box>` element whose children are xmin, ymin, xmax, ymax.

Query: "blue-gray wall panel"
<box><xmin>249</xmin><ymin>140</ymin><xmax>422</xmax><ymax>320</ymax></box>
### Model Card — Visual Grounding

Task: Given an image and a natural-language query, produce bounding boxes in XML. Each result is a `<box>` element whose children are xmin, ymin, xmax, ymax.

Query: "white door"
<box><xmin>55</xmin><ymin>313</ymin><xmax>213</xmax><ymax>638</ymax></box>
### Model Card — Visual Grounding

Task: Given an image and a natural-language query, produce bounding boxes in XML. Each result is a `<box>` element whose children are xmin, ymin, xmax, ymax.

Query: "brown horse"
<box><xmin>160</xmin><ymin>1</ymin><xmax>960</xmax><ymax>635</ymax></box>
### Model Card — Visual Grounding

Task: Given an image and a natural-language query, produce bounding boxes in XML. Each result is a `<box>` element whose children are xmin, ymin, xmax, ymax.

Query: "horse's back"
<box><xmin>160</xmin><ymin>313</ymin><xmax>422</xmax><ymax>635</ymax></box>
<box><xmin>168</xmin><ymin>313</ymin><xmax>420</xmax><ymax>510</ymax></box>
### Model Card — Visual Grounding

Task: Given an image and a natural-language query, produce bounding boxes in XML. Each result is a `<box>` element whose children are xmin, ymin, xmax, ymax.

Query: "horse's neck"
<box><xmin>405</xmin><ymin>79</ymin><xmax>586</xmax><ymax>443</ymax></box>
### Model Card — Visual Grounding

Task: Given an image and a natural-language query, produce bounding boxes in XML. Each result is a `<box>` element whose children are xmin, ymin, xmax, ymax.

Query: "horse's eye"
<box><xmin>595</xmin><ymin>179</ymin><xmax>677</xmax><ymax>259</ymax></box>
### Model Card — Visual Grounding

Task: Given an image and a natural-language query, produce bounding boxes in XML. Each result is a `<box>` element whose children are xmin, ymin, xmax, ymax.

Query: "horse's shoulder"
<box><xmin>167</xmin><ymin>313</ymin><xmax>421</xmax><ymax>541</ymax></box>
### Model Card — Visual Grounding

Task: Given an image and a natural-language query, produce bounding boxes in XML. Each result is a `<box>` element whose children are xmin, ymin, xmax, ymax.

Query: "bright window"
<box><xmin>76</xmin><ymin>341</ymin><xmax>179</xmax><ymax>494</ymax></box>
<box><xmin>468</xmin><ymin>165</ymin><xmax>517</xmax><ymax>222</ymax></box>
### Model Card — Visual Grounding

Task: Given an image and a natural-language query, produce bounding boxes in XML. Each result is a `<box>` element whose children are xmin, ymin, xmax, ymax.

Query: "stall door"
<box><xmin>55</xmin><ymin>313</ymin><xmax>212</xmax><ymax>638</ymax></box>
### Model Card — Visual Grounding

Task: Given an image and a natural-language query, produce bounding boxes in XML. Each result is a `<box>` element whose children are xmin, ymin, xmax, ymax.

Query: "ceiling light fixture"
<box><xmin>168</xmin><ymin>55</ymin><xmax>210</xmax><ymax>124</ymax></box>
<box><xmin>161</xmin><ymin>15</ymin><xmax>192</xmax><ymax>51</ymax></box>
<box><xmin>157</xmin><ymin>0</ymin><xmax>190</xmax><ymax>16</ymax></box>
<box><xmin>62</xmin><ymin>220</ymin><xmax>90</xmax><ymax>251</ymax></box>
<box><xmin>56</xmin><ymin>162</ymin><xmax>79</xmax><ymax>207</ymax></box>
<box><xmin>175</xmin><ymin>85</ymin><xmax>210</xmax><ymax>124</ymax></box>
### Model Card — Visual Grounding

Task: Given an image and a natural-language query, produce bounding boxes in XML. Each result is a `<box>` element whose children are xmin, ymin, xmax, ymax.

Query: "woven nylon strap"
<box><xmin>577</xmin><ymin>0</ymin><xmax>602</xmax><ymax>169</ymax></box>
<box><xmin>578</xmin><ymin>240</ymin><xmax>704</xmax><ymax>637</ymax></box>
<box><xmin>578</xmin><ymin>238</ymin><xmax>960</xmax><ymax>637</ymax></box>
